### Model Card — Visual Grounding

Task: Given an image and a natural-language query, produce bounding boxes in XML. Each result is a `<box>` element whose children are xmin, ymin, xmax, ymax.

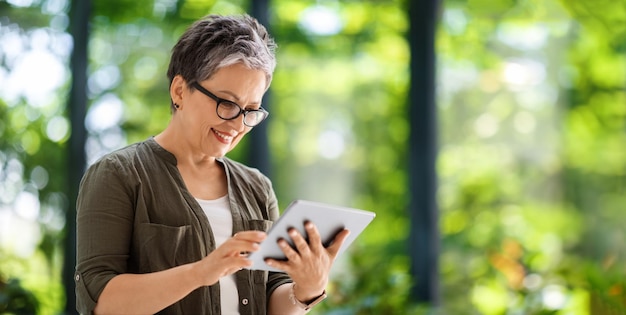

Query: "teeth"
<box><xmin>214</xmin><ymin>130</ymin><xmax>234</xmax><ymax>141</ymax></box>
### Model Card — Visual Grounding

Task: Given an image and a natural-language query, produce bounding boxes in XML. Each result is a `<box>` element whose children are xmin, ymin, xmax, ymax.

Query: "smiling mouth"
<box><xmin>212</xmin><ymin>129</ymin><xmax>234</xmax><ymax>143</ymax></box>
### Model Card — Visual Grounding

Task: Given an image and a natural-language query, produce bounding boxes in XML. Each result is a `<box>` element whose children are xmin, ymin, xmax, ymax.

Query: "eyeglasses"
<box><xmin>191</xmin><ymin>82</ymin><xmax>269</xmax><ymax>127</ymax></box>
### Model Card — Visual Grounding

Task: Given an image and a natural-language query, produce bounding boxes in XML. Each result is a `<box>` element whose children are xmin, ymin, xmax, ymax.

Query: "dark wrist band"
<box><xmin>289</xmin><ymin>283</ymin><xmax>327</xmax><ymax>311</ymax></box>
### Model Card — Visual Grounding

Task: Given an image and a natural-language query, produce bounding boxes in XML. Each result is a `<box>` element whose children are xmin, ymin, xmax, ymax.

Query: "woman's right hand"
<box><xmin>194</xmin><ymin>230</ymin><xmax>267</xmax><ymax>286</ymax></box>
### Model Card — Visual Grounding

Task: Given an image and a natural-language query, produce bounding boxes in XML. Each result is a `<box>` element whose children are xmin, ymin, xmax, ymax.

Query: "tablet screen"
<box><xmin>246</xmin><ymin>200</ymin><xmax>376</xmax><ymax>272</ymax></box>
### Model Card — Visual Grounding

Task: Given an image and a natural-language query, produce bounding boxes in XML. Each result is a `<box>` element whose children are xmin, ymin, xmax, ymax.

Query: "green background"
<box><xmin>0</xmin><ymin>0</ymin><xmax>624</xmax><ymax>314</ymax></box>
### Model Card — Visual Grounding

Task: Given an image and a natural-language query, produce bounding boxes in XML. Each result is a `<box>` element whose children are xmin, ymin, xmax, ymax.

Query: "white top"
<box><xmin>196</xmin><ymin>195</ymin><xmax>239</xmax><ymax>315</ymax></box>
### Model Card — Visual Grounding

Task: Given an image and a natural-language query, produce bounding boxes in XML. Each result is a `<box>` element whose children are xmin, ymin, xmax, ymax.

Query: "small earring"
<box><xmin>174</xmin><ymin>103</ymin><xmax>180</xmax><ymax>109</ymax></box>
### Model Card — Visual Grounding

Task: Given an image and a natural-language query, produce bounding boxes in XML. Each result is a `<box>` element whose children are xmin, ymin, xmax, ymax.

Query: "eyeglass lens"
<box><xmin>217</xmin><ymin>101</ymin><xmax>266</xmax><ymax>127</ymax></box>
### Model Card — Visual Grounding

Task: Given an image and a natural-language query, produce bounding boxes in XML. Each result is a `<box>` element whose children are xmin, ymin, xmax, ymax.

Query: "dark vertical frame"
<box><xmin>408</xmin><ymin>0</ymin><xmax>440</xmax><ymax>306</ymax></box>
<box><xmin>249</xmin><ymin>0</ymin><xmax>272</xmax><ymax>177</ymax></box>
<box><xmin>64</xmin><ymin>0</ymin><xmax>91</xmax><ymax>313</ymax></box>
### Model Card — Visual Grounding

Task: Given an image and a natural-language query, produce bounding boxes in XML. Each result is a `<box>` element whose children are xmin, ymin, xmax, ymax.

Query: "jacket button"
<box><xmin>242</xmin><ymin>298</ymin><xmax>249</xmax><ymax>305</ymax></box>
<box><xmin>75</xmin><ymin>274</ymin><xmax>80</xmax><ymax>281</ymax></box>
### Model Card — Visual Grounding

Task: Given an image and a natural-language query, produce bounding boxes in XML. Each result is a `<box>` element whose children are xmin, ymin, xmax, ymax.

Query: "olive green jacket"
<box><xmin>75</xmin><ymin>137</ymin><xmax>291</xmax><ymax>314</ymax></box>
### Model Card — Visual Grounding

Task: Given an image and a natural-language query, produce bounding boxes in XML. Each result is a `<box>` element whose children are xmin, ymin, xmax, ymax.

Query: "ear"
<box><xmin>170</xmin><ymin>75</ymin><xmax>186</xmax><ymax>105</ymax></box>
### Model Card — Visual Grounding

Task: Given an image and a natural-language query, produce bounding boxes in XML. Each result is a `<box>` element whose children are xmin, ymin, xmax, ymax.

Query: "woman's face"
<box><xmin>175</xmin><ymin>63</ymin><xmax>267</xmax><ymax>159</ymax></box>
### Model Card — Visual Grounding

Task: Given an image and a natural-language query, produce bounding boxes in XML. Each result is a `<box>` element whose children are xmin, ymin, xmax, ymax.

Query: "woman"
<box><xmin>75</xmin><ymin>14</ymin><xmax>349</xmax><ymax>314</ymax></box>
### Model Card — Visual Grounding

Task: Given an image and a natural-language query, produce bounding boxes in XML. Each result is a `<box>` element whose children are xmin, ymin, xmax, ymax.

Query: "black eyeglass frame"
<box><xmin>191</xmin><ymin>82</ymin><xmax>269</xmax><ymax>127</ymax></box>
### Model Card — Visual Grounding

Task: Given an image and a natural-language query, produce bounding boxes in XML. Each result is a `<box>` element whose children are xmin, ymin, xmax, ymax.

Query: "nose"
<box><xmin>230</xmin><ymin>113</ymin><xmax>247</xmax><ymax>132</ymax></box>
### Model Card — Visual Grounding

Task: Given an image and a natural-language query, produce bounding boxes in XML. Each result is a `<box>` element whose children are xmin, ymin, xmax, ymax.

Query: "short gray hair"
<box><xmin>167</xmin><ymin>14</ymin><xmax>277</xmax><ymax>109</ymax></box>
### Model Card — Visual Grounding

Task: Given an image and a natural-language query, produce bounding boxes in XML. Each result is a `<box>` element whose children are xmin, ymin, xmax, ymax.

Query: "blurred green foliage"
<box><xmin>0</xmin><ymin>0</ymin><xmax>625</xmax><ymax>314</ymax></box>
<box><xmin>0</xmin><ymin>277</ymin><xmax>39</xmax><ymax>314</ymax></box>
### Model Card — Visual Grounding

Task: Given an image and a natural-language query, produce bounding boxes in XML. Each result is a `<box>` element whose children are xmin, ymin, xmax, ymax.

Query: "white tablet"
<box><xmin>246</xmin><ymin>199</ymin><xmax>376</xmax><ymax>272</ymax></box>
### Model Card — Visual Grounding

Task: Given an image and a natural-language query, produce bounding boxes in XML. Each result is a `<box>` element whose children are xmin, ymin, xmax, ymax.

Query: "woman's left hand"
<box><xmin>264</xmin><ymin>222</ymin><xmax>350</xmax><ymax>301</ymax></box>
